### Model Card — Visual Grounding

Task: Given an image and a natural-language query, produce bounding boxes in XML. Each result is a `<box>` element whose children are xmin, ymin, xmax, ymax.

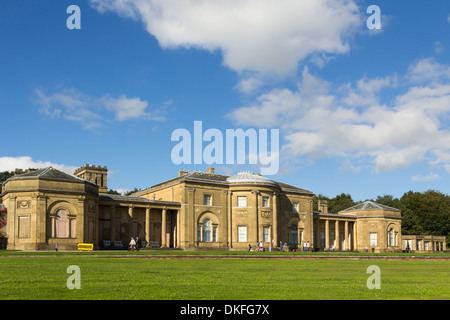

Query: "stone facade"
<box><xmin>0</xmin><ymin>164</ymin><xmax>446</xmax><ymax>252</ymax></box>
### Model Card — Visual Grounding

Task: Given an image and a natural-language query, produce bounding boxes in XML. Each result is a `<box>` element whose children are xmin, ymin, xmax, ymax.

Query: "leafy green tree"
<box><xmin>375</xmin><ymin>194</ymin><xmax>400</xmax><ymax>209</ymax></box>
<box><xmin>312</xmin><ymin>194</ymin><xmax>330</xmax><ymax>212</ymax></box>
<box><xmin>399</xmin><ymin>190</ymin><xmax>450</xmax><ymax>239</ymax></box>
<box><xmin>125</xmin><ymin>188</ymin><xmax>142</xmax><ymax>196</ymax></box>
<box><xmin>0</xmin><ymin>171</ymin><xmax>14</xmax><ymax>185</ymax></box>
<box><xmin>328</xmin><ymin>193</ymin><xmax>355</xmax><ymax>213</ymax></box>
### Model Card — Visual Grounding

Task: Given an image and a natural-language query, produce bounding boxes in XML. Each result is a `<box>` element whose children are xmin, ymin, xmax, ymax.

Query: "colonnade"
<box><xmin>314</xmin><ymin>216</ymin><xmax>356</xmax><ymax>251</ymax></box>
<box><xmin>107</xmin><ymin>204</ymin><xmax>180</xmax><ymax>249</ymax></box>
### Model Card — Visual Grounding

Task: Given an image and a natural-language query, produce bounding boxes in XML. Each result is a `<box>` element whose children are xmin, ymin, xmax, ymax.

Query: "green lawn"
<box><xmin>0</xmin><ymin>252</ymin><xmax>448</xmax><ymax>300</ymax></box>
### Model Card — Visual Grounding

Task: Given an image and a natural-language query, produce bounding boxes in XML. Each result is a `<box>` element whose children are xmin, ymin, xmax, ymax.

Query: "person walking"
<box><xmin>129</xmin><ymin>237</ymin><xmax>136</xmax><ymax>251</ymax></box>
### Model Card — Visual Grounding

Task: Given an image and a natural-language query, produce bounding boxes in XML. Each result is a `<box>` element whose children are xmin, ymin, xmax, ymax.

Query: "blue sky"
<box><xmin>1</xmin><ymin>0</ymin><xmax>450</xmax><ymax>201</ymax></box>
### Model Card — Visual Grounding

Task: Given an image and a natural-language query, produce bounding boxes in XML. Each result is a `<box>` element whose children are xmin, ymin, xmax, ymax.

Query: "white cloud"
<box><xmin>407</xmin><ymin>58</ymin><xmax>450</xmax><ymax>84</ymax></box>
<box><xmin>226</xmin><ymin>60</ymin><xmax>450</xmax><ymax>175</ymax></box>
<box><xmin>412</xmin><ymin>173</ymin><xmax>439</xmax><ymax>183</ymax></box>
<box><xmin>0</xmin><ymin>156</ymin><xmax>78</xmax><ymax>175</ymax></box>
<box><xmin>35</xmin><ymin>87</ymin><xmax>164</xmax><ymax>129</ymax></box>
<box><xmin>99</xmin><ymin>95</ymin><xmax>152</xmax><ymax>121</ymax></box>
<box><xmin>89</xmin><ymin>0</ymin><xmax>362</xmax><ymax>78</ymax></box>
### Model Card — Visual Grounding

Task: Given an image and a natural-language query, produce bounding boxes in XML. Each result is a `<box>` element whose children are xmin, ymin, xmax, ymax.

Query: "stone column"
<box><xmin>128</xmin><ymin>206</ymin><xmax>134</xmax><ymax>240</ymax></box>
<box><xmin>325</xmin><ymin>219</ymin><xmax>329</xmax><ymax>250</ymax></box>
<box><xmin>252</xmin><ymin>190</ymin><xmax>259</xmax><ymax>244</ymax></box>
<box><xmin>188</xmin><ymin>188</ymin><xmax>196</xmax><ymax>246</ymax></box>
<box><xmin>145</xmin><ymin>207</ymin><xmax>150</xmax><ymax>246</ymax></box>
<box><xmin>297</xmin><ymin>228</ymin><xmax>302</xmax><ymax>246</ymax></box>
<box><xmin>272</xmin><ymin>192</ymin><xmax>278</xmax><ymax>248</ymax></box>
<box><xmin>344</xmin><ymin>220</ymin><xmax>349</xmax><ymax>250</ymax></box>
<box><xmin>335</xmin><ymin>220</ymin><xmax>340</xmax><ymax>251</ymax></box>
<box><xmin>228</xmin><ymin>191</ymin><xmax>233</xmax><ymax>248</ymax></box>
<box><xmin>161</xmin><ymin>208</ymin><xmax>167</xmax><ymax>247</ymax></box>
<box><xmin>176</xmin><ymin>210</ymin><xmax>180</xmax><ymax>248</ymax></box>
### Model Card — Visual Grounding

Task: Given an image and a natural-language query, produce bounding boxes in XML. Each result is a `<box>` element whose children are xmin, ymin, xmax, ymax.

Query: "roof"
<box><xmin>227</xmin><ymin>171</ymin><xmax>280</xmax><ymax>187</ymax></box>
<box><xmin>339</xmin><ymin>201</ymin><xmax>400</xmax><ymax>213</ymax></box>
<box><xmin>8</xmin><ymin>167</ymin><xmax>91</xmax><ymax>184</ymax></box>
<box><xmin>140</xmin><ymin>170</ymin><xmax>312</xmax><ymax>195</ymax></box>
<box><xmin>99</xmin><ymin>194</ymin><xmax>181</xmax><ymax>206</ymax></box>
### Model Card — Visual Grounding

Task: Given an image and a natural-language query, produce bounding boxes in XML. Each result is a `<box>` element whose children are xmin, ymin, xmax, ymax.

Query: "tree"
<box><xmin>399</xmin><ymin>190</ymin><xmax>450</xmax><ymax>239</ymax></box>
<box><xmin>125</xmin><ymin>188</ymin><xmax>142</xmax><ymax>196</ymax></box>
<box><xmin>328</xmin><ymin>193</ymin><xmax>355</xmax><ymax>213</ymax></box>
<box><xmin>312</xmin><ymin>194</ymin><xmax>330</xmax><ymax>212</ymax></box>
<box><xmin>375</xmin><ymin>194</ymin><xmax>400</xmax><ymax>209</ymax></box>
<box><xmin>0</xmin><ymin>171</ymin><xmax>14</xmax><ymax>185</ymax></box>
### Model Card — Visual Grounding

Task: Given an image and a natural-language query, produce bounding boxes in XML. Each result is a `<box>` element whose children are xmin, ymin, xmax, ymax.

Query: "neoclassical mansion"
<box><xmin>0</xmin><ymin>164</ymin><xmax>446</xmax><ymax>252</ymax></box>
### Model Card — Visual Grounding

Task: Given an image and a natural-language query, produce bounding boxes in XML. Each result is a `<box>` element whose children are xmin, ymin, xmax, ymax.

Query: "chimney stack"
<box><xmin>318</xmin><ymin>200</ymin><xmax>328</xmax><ymax>214</ymax></box>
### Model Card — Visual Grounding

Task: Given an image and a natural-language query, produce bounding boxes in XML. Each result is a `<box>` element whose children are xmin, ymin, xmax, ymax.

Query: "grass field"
<box><xmin>0</xmin><ymin>251</ymin><xmax>449</xmax><ymax>300</ymax></box>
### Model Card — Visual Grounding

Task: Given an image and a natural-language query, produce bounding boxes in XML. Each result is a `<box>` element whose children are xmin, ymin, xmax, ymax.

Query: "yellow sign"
<box><xmin>77</xmin><ymin>243</ymin><xmax>93</xmax><ymax>251</ymax></box>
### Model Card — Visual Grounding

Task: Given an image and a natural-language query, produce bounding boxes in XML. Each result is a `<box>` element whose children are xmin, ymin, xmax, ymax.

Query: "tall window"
<box><xmin>203</xmin><ymin>219</ymin><xmax>212</xmax><ymax>242</ymax></box>
<box><xmin>203</xmin><ymin>194</ymin><xmax>212</xmax><ymax>206</ymax></box>
<box><xmin>262</xmin><ymin>196</ymin><xmax>269</xmax><ymax>207</ymax></box>
<box><xmin>388</xmin><ymin>228</ymin><xmax>394</xmax><ymax>246</ymax></box>
<box><xmin>263</xmin><ymin>226</ymin><xmax>270</xmax><ymax>242</ymax></box>
<box><xmin>237</xmin><ymin>226</ymin><xmax>247</xmax><ymax>242</ymax></box>
<box><xmin>288</xmin><ymin>224</ymin><xmax>298</xmax><ymax>244</ymax></box>
<box><xmin>237</xmin><ymin>196</ymin><xmax>247</xmax><ymax>207</ymax></box>
<box><xmin>369</xmin><ymin>233</ymin><xmax>377</xmax><ymax>246</ymax></box>
<box><xmin>292</xmin><ymin>202</ymin><xmax>299</xmax><ymax>212</ymax></box>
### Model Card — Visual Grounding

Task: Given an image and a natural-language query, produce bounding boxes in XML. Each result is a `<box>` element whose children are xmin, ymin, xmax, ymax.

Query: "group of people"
<box><xmin>246</xmin><ymin>240</ymin><xmax>313</xmax><ymax>252</ymax></box>
<box><xmin>248</xmin><ymin>242</ymin><xmax>267</xmax><ymax>251</ymax></box>
<box><xmin>128</xmin><ymin>237</ymin><xmax>140</xmax><ymax>251</ymax></box>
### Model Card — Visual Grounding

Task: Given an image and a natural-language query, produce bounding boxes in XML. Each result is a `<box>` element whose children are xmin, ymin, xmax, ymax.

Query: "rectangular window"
<box><xmin>237</xmin><ymin>226</ymin><xmax>247</xmax><ymax>242</ymax></box>
<box><xmin>262</xmin><ymin>196</ymin><xmax>269</xmax><ymax>207</ymax></box>
<box><xmin>237</xmin><ymin>196</ymin><xmax>247</xmax><ymax>207</ymax></box>
<box><xmin>292</xmin><ymin>202</ymin><xmax>299</xmax><ymax>212</ymax></box>
<box><xmin>213</xmin><ymin>227</ymin><xmax>217</xmax><ymax>242</ymax></box>
<box><xmin>263</xmin><ymin>226</ymin><xmax>270</xmax><ymax>242</ymax></box>
<box><xmin>203</xmin><ymin>194</ymin><xmax>212</xmax><ymax>206</ymax></box>
<box><xmin>369</xmin><ymin>232</ymin><xmax>377</xmax><ymax>246</ymax></box>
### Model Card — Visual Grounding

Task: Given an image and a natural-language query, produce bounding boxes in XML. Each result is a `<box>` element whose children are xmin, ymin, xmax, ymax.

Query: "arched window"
<box><xmin>55</xmin><ymin>209</ymin><xmax>68</xmax><ymax>238</ymax></box>
<box><xmin>54</xmin><ymin>209</ymin><xmax>76</xmax><ymax>238</ymax></box>
<box><xmin>388</xmin><ymin>228</ymin><xmax>394</xmax><ymax>246</ymax></box>
<box><xmin>197</xmin><ymin>218</ymin><xmax>218</xmax><ymax>243</ymax></box>
<box><xmin>203</xmin><ymin>219</ymin><xmax>212</xmax><ymax>242</ymax></box>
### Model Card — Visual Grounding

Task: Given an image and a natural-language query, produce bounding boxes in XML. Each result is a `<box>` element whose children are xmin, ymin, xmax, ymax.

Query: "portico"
<box><xmin>98</xmin><ymin>194</ymin><xmax>181</xmax><ymax>249</ymax></box>
<box><xmin>313</xmin><ymin>213</ymin><xmax>356</xmax><ymax>251</ymax></box>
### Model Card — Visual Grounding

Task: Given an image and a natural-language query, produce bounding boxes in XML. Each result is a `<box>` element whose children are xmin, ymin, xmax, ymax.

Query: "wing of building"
<box><xmin>0</xmin><ymin>165</ymin><xmax>446</xmax><ymax>252</ymax></box>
